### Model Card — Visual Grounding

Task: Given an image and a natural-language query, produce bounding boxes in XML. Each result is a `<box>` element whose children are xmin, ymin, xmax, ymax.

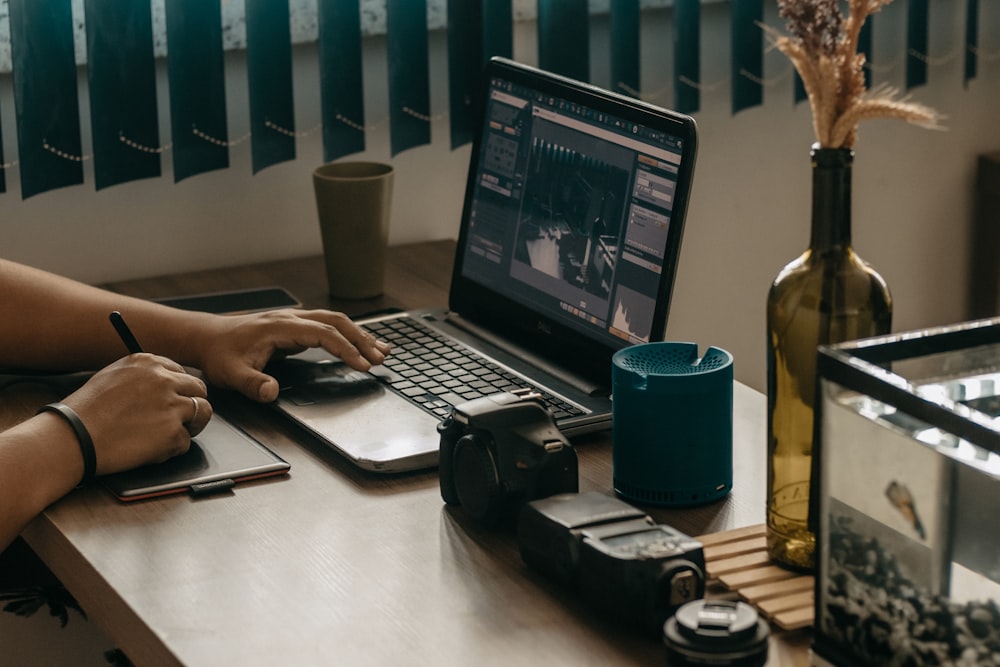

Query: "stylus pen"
<box><xmin>109</xmin><ymin>311</ymin><xmax>144</xmax><ymax>354</ymax></box>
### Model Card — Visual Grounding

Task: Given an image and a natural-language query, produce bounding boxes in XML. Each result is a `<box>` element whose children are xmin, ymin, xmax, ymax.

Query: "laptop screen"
<box><xmin>452</xmin><ymin>58</ymin><xmax>697</xmax><ymax>363</ymax></box>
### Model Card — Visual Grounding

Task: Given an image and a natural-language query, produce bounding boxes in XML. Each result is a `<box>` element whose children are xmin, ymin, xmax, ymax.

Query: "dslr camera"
<box><xmin>438</xmin><ymin>389</ymin><xmax>578</xmax><ymax>526</ymax></box>
<box><xmin>518</xmin><ymin>491</ymin><xmax>706</xmax><ymax>634</ymax></box>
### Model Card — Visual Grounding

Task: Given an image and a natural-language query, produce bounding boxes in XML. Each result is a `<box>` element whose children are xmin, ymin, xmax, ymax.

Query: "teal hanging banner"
<box><xmin>610</xmin><ymin>0</ymin><xmax>639</xmax><ymax>96</ymax></box>
<box><xmin>538</xmin><ymin>0</ymin><xmax>589</xmax><ymax>82</ymax></box>
<box><xmin>965</xmin><ymin>0</ymin><xmax>979</xmax><ymax>86</ymax></box>
<box><xmin>859</xmin><ymin>18</ymin><xmax>873</xmax><ymax>89</ymax></box>
<box><xmin>84</xmin><ymin>0</ymin><xmax>161</xmax><ymax>190</ymax></box>
<box><xmin>483</xmin><ymin>0</ymin><xmax>513</xmax><ymax>61</ymax></box>
<box><xmin>731</xmin><ymin>0</ymin><xmax>763</xmax><ymax>114</ymax></box>
<box><xmin>906</xmin><ymin>0</ymin><xmax>929</xmax><ymax>90</ymax></box>
<box><xmin>165</xmin><ymin>0</ymin><xmax>229</xmax><ymax>182</ymax></box>
<box><xmin>319</xmin><ymin>0</ymin><xmax>365</xmax><ymax>161</ymax></box>
<box><xmin>8</xmin><ymin>0</ymin><xmax>84</xmax><ymax>199</ymax></box>
<box><xmin>246</xmin><ymin>0</ymin><xmax>296</xmax><ymax>173</ymax></box>
<box><xmin>0</xmin><ymin>112</ymin><xmax>5</xmax><ymax>194</ymax></box>
<box><xmin>794</xmin><ymin>73</ymin><xmax>806</xmax><ymax>104</ymax></box>
<box><xmin>447</xmin><ymin>1</ymin><xmax>482</xmax><ymax>150</ymax></box>
<box><xmin>674</xmin><ymin>0</ymin><xmax>700</xmax><ymax>114</ymax></box>
<box><xmin>387</xmin><ymin>0</ymin><xmax>431</xmax><ymax>156</ymax></box>
<box><xmin>448</xmin><ymin>0</ymin><xmax>512</xmax><ymax>149</ymax></box>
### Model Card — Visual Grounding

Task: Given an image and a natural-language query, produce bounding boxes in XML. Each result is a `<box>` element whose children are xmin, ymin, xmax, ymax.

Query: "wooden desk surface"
<box><xmin>21</xmin><ymin>241</ymin><xmax>811</xmax><ymax>665</ymax></box>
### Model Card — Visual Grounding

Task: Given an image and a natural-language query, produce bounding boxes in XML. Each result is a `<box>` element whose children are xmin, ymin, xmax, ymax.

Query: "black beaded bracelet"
<box><xmin>37</xmin><ymin>402</ymin><xmax>97</xmax><ymax>484</ymax></box>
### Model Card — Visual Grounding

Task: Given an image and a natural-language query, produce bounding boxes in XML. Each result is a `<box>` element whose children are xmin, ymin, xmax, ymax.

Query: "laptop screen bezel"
<box><xmin>448</xmin><ymin>57</ymin><xmax>698</xmax><ymax>384</ymax></box>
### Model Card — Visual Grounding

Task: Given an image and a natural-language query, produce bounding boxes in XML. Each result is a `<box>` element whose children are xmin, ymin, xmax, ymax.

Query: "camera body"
<box><xmin>438</xmin><ymin>389</ymin><xmax>578</xmax><ymax>526</ymax></box>
<box><xmin>518</xmin><ymin>491</ymin><xmax>706</xmax><ymax>634</ymax></box>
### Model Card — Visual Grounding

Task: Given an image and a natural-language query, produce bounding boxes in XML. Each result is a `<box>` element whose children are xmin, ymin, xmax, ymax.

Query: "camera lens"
<box><xmin>663</xmin><ymin>600</ymin><xmax>769</xmax><ymax>667</ymax></box>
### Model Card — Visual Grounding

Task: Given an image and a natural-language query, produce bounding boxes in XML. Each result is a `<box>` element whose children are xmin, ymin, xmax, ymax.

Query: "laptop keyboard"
<box><xmin>362</xmin><ymin>316</ymin><xmax>586</xmax><ymax>421</ymax></box>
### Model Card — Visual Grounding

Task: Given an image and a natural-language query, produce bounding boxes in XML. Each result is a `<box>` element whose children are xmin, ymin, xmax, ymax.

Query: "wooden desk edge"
<box><xmin>23</xmin><ymin>516</ymin><xmax>183</xmax><ymax>667</ymax></box>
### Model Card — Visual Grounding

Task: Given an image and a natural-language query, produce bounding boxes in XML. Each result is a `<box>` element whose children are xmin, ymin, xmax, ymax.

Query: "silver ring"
<box><xmin>189</xmin><ymin>396</ymin><xmax>200</xmax><ymax>424</ymax></box>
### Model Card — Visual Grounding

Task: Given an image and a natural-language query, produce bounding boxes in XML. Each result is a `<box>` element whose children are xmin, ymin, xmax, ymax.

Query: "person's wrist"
<box><xmin>37</xmin><ymin>402</ymin><xmax>96</xmax><ymax>485</ymax></box>
<box><xmin>171</xmin><ymin>311</ymin><xmax>222</xmax><ymax>371</ymax></box>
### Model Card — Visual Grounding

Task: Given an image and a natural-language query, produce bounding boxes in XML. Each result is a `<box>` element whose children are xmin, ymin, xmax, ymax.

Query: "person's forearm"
<box><xmin>0</xmin><ymin>259</ymin><xmax>213</xmax><ymax>371</ymax></box>
<box><xmin>0</xmin><ymin>414</ymin><xmax>84</xmax><ymax>552</ymax></box>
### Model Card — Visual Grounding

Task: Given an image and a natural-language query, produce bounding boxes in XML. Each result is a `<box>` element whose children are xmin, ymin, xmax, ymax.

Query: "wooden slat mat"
<box><xmin>697</xmin><ymin>524</ymin><xmax>814</xmax><ymax>631</ymax></box>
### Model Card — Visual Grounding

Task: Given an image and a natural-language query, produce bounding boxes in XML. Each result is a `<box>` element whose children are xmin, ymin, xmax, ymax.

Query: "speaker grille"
<box><xmin>616</xmin><ymin>344</ymin><xmax>730</xmax><ymax>376</ymax></box>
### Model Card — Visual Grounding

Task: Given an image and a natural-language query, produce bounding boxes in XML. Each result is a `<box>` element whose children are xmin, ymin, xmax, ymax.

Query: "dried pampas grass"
<box><xmin>764</xmin><ymin>0</ymin><xmax>945</xmax><ymax>148</ymax></box>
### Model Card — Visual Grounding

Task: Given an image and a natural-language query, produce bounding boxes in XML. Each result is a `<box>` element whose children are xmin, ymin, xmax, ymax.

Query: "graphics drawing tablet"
<box><xmin>102</xmin><ymin>415</ymin><xmax>290</xmax><ymax>501</ymax></box>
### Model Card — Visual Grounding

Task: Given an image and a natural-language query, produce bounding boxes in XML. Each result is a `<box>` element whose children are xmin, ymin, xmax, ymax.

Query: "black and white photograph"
<box><xmin>513</xmin><ymin>134</ymin><xmax>631</xmax><ymax>303</ymax></box>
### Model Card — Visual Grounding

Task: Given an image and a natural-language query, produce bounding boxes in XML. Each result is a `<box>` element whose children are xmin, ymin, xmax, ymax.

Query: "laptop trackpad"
<box><xmin>275</xmin><ymin>381</ymin><xmax>442</xmax><ymax>472</ymax></box>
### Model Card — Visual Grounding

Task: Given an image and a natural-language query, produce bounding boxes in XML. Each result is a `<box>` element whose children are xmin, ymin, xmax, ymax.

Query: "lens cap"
<box><xmin>663</xmin><ymin>599</ymin><xmax>769</xmax><ymax>666</ymax></box>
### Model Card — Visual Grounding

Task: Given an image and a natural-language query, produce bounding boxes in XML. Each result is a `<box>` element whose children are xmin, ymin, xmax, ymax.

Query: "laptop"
<box><xmin>267</xmin><ymin>57</ymin><xmax>698</xmax><ymax>472</ymax></box>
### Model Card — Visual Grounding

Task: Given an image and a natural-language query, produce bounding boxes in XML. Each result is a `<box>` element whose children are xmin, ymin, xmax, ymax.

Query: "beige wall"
<box><xmin>0</xmin><ymin>3</ymin><xmax>997</xmax><ymax>391</ymax></box>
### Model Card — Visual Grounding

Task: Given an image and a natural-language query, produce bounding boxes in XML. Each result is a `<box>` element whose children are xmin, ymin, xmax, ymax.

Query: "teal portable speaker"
<box><xmin>611</xmin><ymin>342</ymin><xmax>734</xmax><ymax>507</ymax></box>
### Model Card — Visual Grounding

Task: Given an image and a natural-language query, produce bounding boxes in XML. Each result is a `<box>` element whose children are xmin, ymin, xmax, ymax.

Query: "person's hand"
<box><xmin>62</xmin><ymin>353</ymin><xmax>211</xmax><ymax>475</ymax></box>
<box><xmin>190</xmin><ymin>309</ymin><xmax>391</xmax><ymax>403</ymax></box>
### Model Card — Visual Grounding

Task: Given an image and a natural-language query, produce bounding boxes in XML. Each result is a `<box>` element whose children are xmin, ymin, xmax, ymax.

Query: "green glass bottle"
<box><xmin>765</xmin><ymin>145</ymin><xmax>892</xmax><ymax>571</ymax></box>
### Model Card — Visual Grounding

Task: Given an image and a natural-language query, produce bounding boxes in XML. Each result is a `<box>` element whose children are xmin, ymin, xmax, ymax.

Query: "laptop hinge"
<box><xmin>434</xmin><ymin>313</ymin><xmax>609</xmax><ymax>398</ymax></box>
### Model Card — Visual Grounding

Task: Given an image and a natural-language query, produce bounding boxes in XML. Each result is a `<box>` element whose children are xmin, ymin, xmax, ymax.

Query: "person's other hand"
<box><xmin>63</xmin><ymin>354</ymin><xmax>211</xmax><ymax>475</ymax></box>
<box><xmin>191</xmin><ymin>309</ymin><xmax>391</xmax><ymax>403</ymax></box>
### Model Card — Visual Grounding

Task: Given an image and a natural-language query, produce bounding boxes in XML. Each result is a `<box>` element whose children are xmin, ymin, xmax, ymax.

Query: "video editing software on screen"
<box><xmin>461</xmin><ymin>76</ymin><xmax>685</xmax><ymax>348</ymax></box>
